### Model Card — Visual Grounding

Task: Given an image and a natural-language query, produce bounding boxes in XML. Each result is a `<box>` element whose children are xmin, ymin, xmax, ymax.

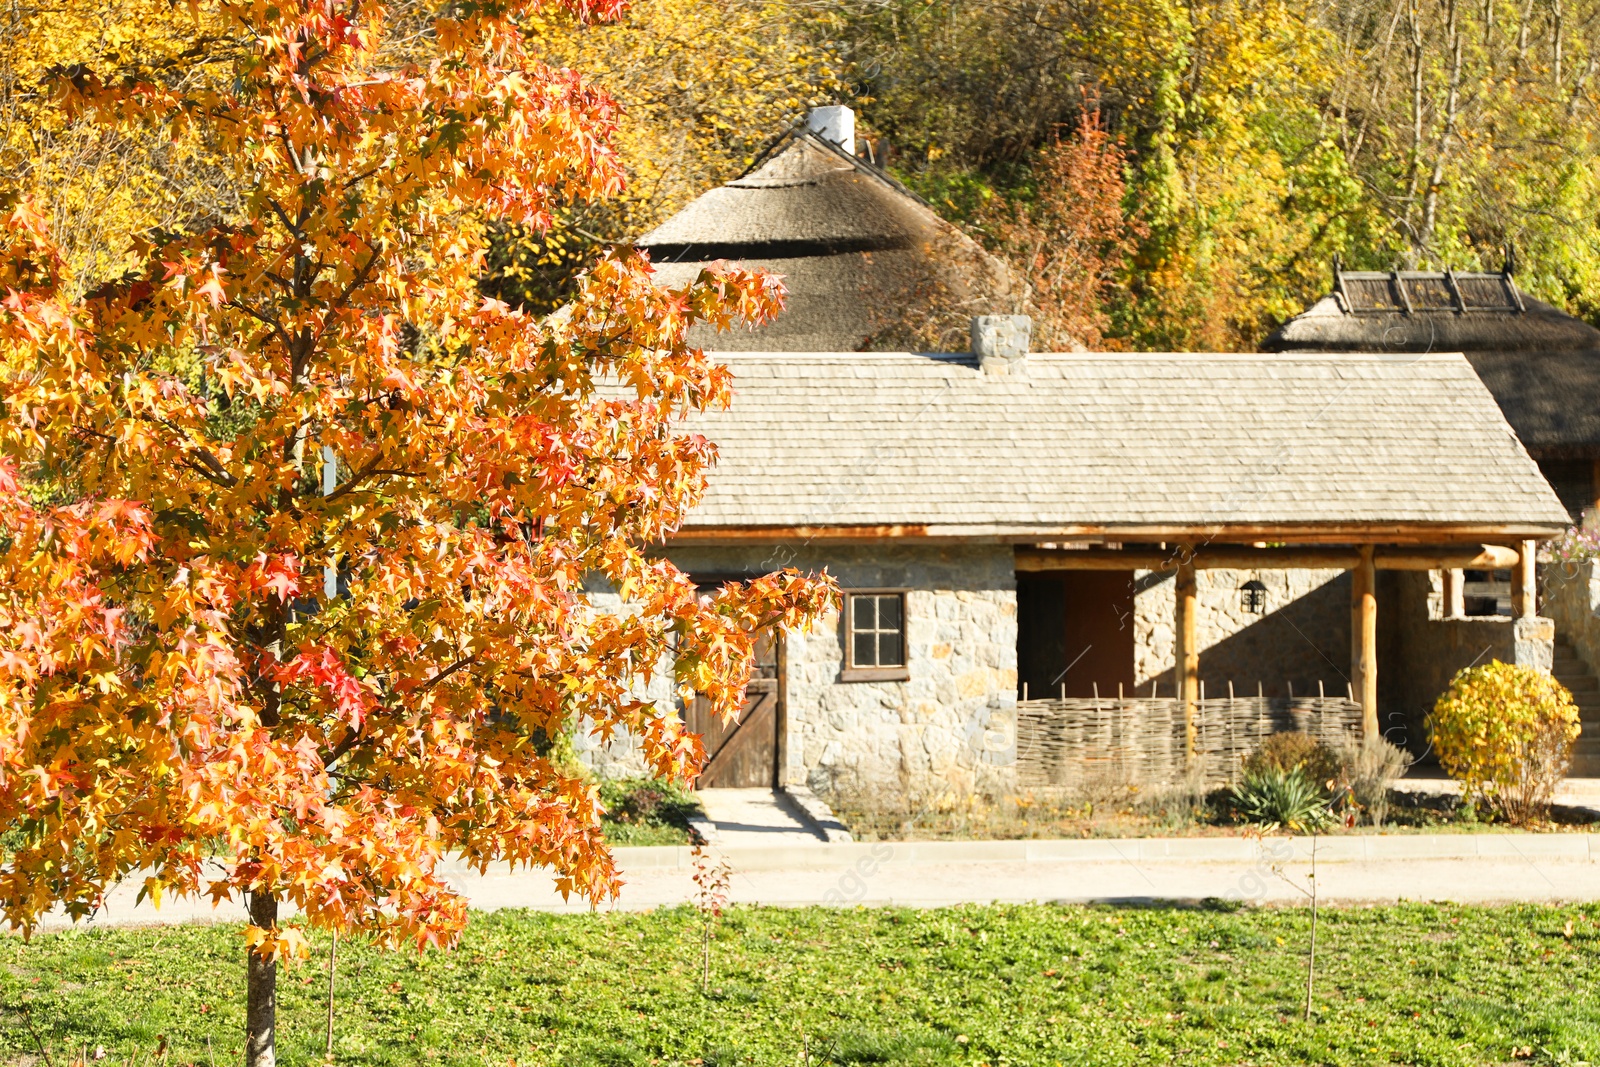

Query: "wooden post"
<box><xmin>1175</xmin><ymin>551</ymin><xmax>1199</xmax><ymax>761</ymax></box>
<box><xmin>1512</xmin><ymin>539</ymin><xmax>1538</xmax><ymax>619</ymax></box>
<box><xmin>1351</xmin><ymin>545</ymin><xmax>1378</xmax><ymax>738</ymax></box>
<box><xmin>1442</xmin><ymin>568</ymin><xmax>1464</xmax><ymax>618</ymax></box>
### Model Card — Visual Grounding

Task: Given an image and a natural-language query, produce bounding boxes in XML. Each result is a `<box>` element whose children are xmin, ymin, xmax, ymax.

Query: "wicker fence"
<box><xmin>1016</xmin><ymin>690</ymin><xmax>1363</xmax><ymax>790</ymax></box>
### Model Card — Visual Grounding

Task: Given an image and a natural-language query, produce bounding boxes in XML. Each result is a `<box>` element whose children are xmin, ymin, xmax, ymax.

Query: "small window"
<box><xmin>842</xmin><ymin>591</ymin><xmax>909</xmax><ymax>682</ymax></box>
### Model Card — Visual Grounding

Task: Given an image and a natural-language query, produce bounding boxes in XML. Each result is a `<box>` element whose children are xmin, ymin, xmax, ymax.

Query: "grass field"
<box><xmin>5</xmin><ymin>901</ymin><xmax>1600</xmax><ymax>1067</ymax></box>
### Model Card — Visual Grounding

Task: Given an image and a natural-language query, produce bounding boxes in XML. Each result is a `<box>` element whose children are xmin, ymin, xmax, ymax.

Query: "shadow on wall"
<box><xmin>1146</xmin><ymin>570</ymin><xmax>1353</xmax><ymax>700</ymax></box>
<box><xmin>1382</xmin><ymin>569</ymin><xmax>1533</xmax><ymax>758</ymax></box>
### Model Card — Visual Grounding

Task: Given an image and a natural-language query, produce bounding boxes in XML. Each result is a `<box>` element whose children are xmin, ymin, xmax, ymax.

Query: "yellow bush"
<box><xmin>1426</xmin><ymin>661</ymin><xmax>1581</xmax><ymax>826</ymax></box>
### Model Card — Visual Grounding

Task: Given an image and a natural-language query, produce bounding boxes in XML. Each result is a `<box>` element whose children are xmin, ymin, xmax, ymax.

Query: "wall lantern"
<box><xmin>1240</xmin><ymin>579</ymin><xmax>1268</xmax><ymax>615</ymax></box>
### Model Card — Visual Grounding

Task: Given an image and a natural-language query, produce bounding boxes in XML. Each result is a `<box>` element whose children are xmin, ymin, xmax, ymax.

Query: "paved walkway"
<box><xmin>1397</xmin><ymin>772</ymin><xmax>1600</xmax><ymax>811</ymax></box>
<box><xmin>34</xmin><ymin>832</ymin><xmax>1600</xmax><ymax>930</ymax></box>
<box><xmin>695</xmin><ymin>788</ymin><xmax>826</xmax><ymax>847</ymax></box>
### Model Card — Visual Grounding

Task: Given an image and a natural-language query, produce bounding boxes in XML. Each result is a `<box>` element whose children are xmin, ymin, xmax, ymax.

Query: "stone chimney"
<box><xmin>807</xmin><ymin>105</ymin><xmax>855</xmax><ymax>156</ymax></box>
<box><xmin>972</xmin><ymin>315</ymin><xmax>1031</xmax><ymax>375</ymax></box>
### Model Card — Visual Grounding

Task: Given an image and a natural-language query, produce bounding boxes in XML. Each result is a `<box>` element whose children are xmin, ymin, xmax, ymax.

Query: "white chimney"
<box><xmin>807</xmin><ymin>105</ymin><xmax>855</xmax><ymax>156</ymax></box>
<box><xmin>972</xmin><ymin>315</ymin><xmax>1031</xmax><ymax>375</ymax></box>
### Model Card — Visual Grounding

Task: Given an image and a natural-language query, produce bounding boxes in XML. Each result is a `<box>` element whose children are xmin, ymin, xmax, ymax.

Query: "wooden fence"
<box><xmin>1015</xmin><ymin>690</ymin><xmax>1364</xmax><ymax>789</ymax></box>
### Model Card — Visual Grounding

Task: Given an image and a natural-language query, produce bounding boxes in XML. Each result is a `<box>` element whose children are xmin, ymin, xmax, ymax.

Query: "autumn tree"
<box><xmin>0</xmin><ymin>2</ymin><xmax>832</xmax><ymax>1065</ymax></box>
<box><xmin>1324</xmin><ymin>0</ymin><xmax>1600</xmax><ymax>304</ymax></box>
<box><xmin>984</xmin><ymin>108</ymin><xmax>1143</xmax><ymax>350</ymax></box>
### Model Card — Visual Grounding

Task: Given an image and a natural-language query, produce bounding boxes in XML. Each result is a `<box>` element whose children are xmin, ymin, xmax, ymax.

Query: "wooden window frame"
<box><xmin>840</xmin><ymin>588</ymin><xmax>910</xmax><ymax>682</ymax></box>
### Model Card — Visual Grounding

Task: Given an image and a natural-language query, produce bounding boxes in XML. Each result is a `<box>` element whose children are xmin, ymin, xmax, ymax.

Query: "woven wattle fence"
<box><xmin>1015</xmin><ymin>692</ymin><xmax>1363</xmax><ymax>789</ymax></box>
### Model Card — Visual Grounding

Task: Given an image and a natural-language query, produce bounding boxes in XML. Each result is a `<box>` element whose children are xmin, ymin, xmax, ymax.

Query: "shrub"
<box><xmin>1333</xmin><ymin>734</ymin><xmax>1410</xmax><ymax>826</ymax></box>
<box><xmin>598</xmin><ymin>777</ymin><xmax>704</xmax><ymax>845</ymax></box>
<box><xmin>1241</xmin><ymin>731</ymin><xmax>1339</xmax><ymax>789</ymax></box>
<box><xmin>1427</xmin><ymin>661</ymin><xmax>1581</xmax><ymax>826</ymax></box>
<box><xmin>1229</xmin><ymin>766</ymin><xmax>1332</xmax><ymax>832</ymax></box>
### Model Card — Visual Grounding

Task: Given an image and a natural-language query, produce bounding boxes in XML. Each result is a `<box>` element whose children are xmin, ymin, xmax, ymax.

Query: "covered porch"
<box><xmin>1013</xmin><ymin>537</ymin><xmax>1551</xmax><ymax>782</ymax></box>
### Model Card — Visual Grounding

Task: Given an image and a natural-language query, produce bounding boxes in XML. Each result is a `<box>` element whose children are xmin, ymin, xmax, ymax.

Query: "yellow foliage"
<box><xmin>1427</xmin><ymin>661</ymin><xmax>1581</xmax><ymax>825</ymax></box>
<box><xmin>0</xmin><ymin>1</ymin><xmax>243</xmax><ymax>291</ymax></box>
<box><xmin>491</xmin><ymin>0</ymin><xmax>846</xmax><ymax>308</ymax></box>
<box><xmin>1080</xmin><ymin>0</ymin><xmax>1352</xmax><ymax>348</ymax></box>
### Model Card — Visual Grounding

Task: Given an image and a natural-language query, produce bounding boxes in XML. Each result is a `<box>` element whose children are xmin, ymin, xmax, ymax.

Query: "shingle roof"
<box><xmin>1263</xmin><ymin>274</ymin><xmax>1600</xmax><ymax>456</ymax></box>
<box><xmin>676</xmin><ymin>351</ymin><xmax>1569</xmax><ymax>537</ymax></box>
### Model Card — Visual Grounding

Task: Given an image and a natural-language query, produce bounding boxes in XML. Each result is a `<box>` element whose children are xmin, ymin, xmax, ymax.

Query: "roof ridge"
<box><xmin>733</xmin><ymin>124</ymin><xmax>932</xmax><ymax>208</ymax></box>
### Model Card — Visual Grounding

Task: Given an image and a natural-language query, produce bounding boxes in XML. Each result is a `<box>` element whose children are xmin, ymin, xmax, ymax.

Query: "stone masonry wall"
<box><xmin>598</xmin><ymin>544</ymin><xmax>1022</xmax><ymax>806</ymax></box>
<box><xmin>1545</xmin><ymin>559</ymin><xmax>1600</xmax><ymax>677</ymax></box>
<box><xmin>1134</xmin><ymin>568</ymin><xmax>1352</xmax><ymax>699</ymax></box>
<box><xmin>1387</xmin><ymin>570</ymin><xmax>1554</xmax><ymax>755</ymax></box>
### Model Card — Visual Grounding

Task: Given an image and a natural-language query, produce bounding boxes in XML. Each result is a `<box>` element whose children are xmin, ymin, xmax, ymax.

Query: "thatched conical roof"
<box><xmin>637</xmin><ymin>129</ymin><xmax>1018</xmax><ymax>352</ymax></box>
<box><xmin>1263</xmin><ymin>269</ymin><xmax>1600</xmax><ymax>457</ymax></box>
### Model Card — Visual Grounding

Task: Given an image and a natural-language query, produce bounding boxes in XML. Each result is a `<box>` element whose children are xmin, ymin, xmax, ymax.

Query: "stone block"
<box><xmin>1514</xmin><ymin>615</ymin><xmax>1555</xmax><ymax>673</ymax></box>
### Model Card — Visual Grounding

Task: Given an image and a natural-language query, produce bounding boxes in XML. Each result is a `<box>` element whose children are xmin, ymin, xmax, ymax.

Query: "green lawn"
<box><xmin>5</xmin><ymin>902</ymin><xmax>1600</xmax><ymax>1066</ymax></box>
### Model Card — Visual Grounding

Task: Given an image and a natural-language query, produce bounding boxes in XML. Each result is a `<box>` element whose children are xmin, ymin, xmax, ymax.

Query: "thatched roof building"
<box><xmin>636</xmin><ymin>108</ymin><xmax>1019</xmax><ymax>352</ymax></box>
<box><xmin>1264</xmin><ymin>267</ymin><xmax>1600</xmax><ymax>520</ymax></box>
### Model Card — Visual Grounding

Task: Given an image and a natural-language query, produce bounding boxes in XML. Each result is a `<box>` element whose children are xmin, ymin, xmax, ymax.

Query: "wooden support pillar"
<box><xmin>1351</xmin><ymin>545</ymin><xmax>1378</xmax><ymax>739</ymax></box>
<box><xmin>1512</xmin><ymin>539</ymin><xmax>1538</xmax><ymax>619</ymax></box>
<box><xmin>1175</xmin><ymin>551</ymin><xmax>1199</xmax><ymax>760</ymax></box>
<box><xmin>1591</xmin><ymin>459</ymin><xmax>1600</xmax><ymax>527</ymax></box>
<box><xmin>1442</xmin><ymin>568</ymin><xmax>1465</xmax><ymax>618</ymax></box>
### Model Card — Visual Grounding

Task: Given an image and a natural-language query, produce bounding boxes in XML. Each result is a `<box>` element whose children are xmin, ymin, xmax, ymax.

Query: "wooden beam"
<box><xmin>1378</xmin><ymin>545</ymin><xmax>1520</xmax><ymax>570</ymax></box>
<box><xmin>1442</xmin><ymin>568</ymin><xmax>1465</xmax><ymax>618</ymax></box>
<box><xmin>1352</xmin><ymin>545</ymin><xmax>1379</xmax><ymax>738</ymax></box>
<box><xmin>1014</xmin><ymin>544</ymin><xmax>1521</xmax><ymax>573</ymax></box>
<box><xmin>672</xmin><ymin>522</ymin><xmax>1567</xmax><ymax>546</ymax></box>
<box><xmin>1512</xmin><ymin>539</ymin><xmax>1538</xmax><ymax>619</ymax></box>
<box><xmin>1175</xmin><ymin>551</ymin><xmax>1199</xmax><ymax>761</ymax></box>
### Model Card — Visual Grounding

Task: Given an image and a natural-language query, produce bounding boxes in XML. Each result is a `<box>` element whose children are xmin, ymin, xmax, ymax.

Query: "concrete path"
<box><xmin>695</xmin><ymin>788</ymin><xmax>825</xmax><ymax>847</ymax></box>
<box><xmin>34</xmin><ymin>832</ymin><xmax>1600</xmax><ymax>930</ymax></box>
<box><xmin>1397</xmin><ymin>772</ymin><xmax>1600</xmax><ymax>811</ymax></box>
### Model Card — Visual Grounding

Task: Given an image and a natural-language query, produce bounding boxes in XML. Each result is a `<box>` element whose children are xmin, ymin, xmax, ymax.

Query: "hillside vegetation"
<box><xmin>13</xmin><ymin>0</ymin><xmax>1600</xmax><ymax>349</ymax></box>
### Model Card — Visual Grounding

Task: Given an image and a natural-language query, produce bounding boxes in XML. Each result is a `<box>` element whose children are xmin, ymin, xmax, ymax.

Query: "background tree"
<box><xmin>0</xmin><ymin>4</ymin><xmax>833</xmax><ymax>1067</ymax></box>
<box><xmin>982</xmin><ymin>107</ymin><xmax>1144</xmax><ymax>350</ymax></box>
<box><xmin>0</xmin><ymin>0</ymin><xmax>244</xmax><ymax>290</ymax></box>
<box><xmin>484</xmin><ymin>0</ymin><xmax>848</xmax><ymax>312</ymax></box>
<box><xmin>834</xmin><ymin>0</ymin><xmax>1600</xmax><ymax>348</ymax></box>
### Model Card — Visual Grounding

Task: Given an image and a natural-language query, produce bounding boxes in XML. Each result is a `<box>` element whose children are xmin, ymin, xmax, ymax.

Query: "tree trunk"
<box><xmin>247</xmin><ymin>891</ymin><xmax>279</xmax><ymax>1067</ymax></box>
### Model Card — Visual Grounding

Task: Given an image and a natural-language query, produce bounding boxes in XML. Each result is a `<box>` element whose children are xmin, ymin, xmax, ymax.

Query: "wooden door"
<box><xmin>1017</xmin><ymin>571</ymin><xmax>1136</xmax><ymax>699</ymax></box>
<box><xmin>686</xmin><ymin>631</ymin><xmax>780</xmax><ymax>788</ymax></box>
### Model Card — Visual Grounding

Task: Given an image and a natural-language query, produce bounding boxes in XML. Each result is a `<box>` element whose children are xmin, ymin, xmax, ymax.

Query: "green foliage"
<box><xmin>1229</xmin><ymin>766</ymin><xmax>1332</xmax><ymax>832</ymax></box>
<box><xmin>9</xmin><ymin>903</ymin><xmax>1600</xmax><ymax>1065</ymax></box>
<box><xmin>1241</xmin><ymin>731</ymin><xmax>1339</xmax><ymax>788</ymax></box>
<box><xmin>816</xmin><ymin>1026</ymin><xmax>960</xmax><ymax>1063</ymax></box>
<box><xmin>1428</xmin><ymin>661</ymin><xmax>1582</xmax><ymax>826</ymax></box>
<box><xmin>597</xmin><ymin>777</ymin><xmax>703</xmax><ymax>847</ymax></box>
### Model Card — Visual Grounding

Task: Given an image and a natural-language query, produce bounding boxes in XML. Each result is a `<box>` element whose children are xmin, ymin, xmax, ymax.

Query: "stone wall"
<box><xmin>628</xmin><ymin>543</ymin><xmax>1022</xmax><ymax>806</ymax></box>
<box><xmin>1133</xmin><ymin>567</ymin><xmax>1352</xmax><ymax>698</ymax></box>
<box><xmin>1545</xmin><ymin>559</ymin><xmax>1600</xmax><ymax>676</ymax></box>
<box><xmin>1385</xmin><ymin>570</ymin><xmax>1554</xmax><ymax>754</ymax></box>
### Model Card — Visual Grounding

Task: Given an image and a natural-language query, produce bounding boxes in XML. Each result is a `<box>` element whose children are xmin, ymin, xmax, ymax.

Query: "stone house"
<box><xmin>578</xmin><ymin>110</ymin><xmax>1575</xmax><ymax>802</ymax></box>
<box><xmin>579</xmin><ymin>325</ymin><xmax>1571</xmax><ymax>802</ymax></box>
